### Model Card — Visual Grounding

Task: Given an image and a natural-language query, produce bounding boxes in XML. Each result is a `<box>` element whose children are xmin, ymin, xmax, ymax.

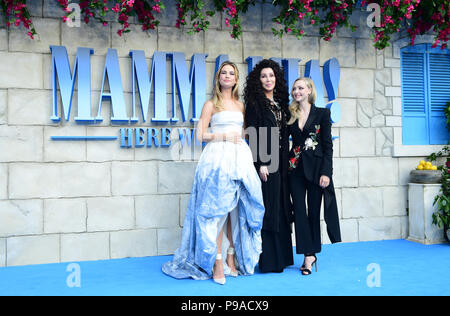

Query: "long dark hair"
<box><xmin>243</xmin><ymin>59</ymin><xmax>290</xmax><ymax>121</ymax></box>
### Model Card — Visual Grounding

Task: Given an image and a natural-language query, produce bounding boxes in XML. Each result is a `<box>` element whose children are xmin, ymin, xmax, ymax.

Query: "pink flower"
<box><xmin>152</xmin><ymin>4</ymin><xmax>161</xmax><ymax>13</ymax></box>
<box><xmin>112</xmin><ymin>4</ymin><xmax>120</xmax><ymax>13</ymax></box>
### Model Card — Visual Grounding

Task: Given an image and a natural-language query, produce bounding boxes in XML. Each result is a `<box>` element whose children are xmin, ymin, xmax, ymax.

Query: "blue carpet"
<box><xmin>0</xmin><ymin>239</ymin><xmax>449</xmax><ymax>296</ymax></box>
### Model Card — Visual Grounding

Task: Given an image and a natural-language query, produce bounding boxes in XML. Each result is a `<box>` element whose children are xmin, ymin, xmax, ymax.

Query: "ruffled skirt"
<box><xmin>162</xmin><ymin>140</ymin><xmax>265</xmax><ymax>279</ymax></box>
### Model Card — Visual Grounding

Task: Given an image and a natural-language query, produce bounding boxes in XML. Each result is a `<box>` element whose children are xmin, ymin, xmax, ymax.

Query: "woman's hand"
<box><xmin>259</xmin><ymin>166</ymin><xmax>269</xmax><ymax>182</ymax></box>
<box><xmin>319</xmin><ymin>175</ymin><xmax>330</xmax><ymax>188</ymax></box>
<box><xmin>217</xmin><ymin>132</ymin><xmax>242</xmax><ymax>144</ymax></box>
<box><xmin>225</xmin><ymin>131</ymin><xmax>242</xmax><ymax>144</ymax></box>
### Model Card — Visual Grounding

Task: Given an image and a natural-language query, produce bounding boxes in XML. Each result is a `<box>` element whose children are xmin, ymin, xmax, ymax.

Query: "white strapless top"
<box><xmin>210</xmin><ymin>111</ymin><xmax>243</xmax><ymax>135</ymax></box>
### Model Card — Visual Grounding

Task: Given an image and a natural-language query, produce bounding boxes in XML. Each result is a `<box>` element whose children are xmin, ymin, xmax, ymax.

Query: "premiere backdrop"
<box><xmin>0</xmin><ymin>0</ymin><xmax>445</xmax><ymax>266</ymax></box>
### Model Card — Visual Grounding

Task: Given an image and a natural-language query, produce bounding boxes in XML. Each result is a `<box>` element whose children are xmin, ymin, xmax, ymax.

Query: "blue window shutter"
<box><xmin>428</xmin><ymin>48</ymin><xmax>450</xmax><ymax>145</ymax></box>
<box><xmin>401</xmin><ymin>46</ymin><xmax>429</xmax><ymax>145</ymax></box>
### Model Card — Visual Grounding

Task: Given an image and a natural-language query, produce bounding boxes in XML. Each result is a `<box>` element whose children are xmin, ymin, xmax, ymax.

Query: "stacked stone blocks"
<box><xmin>0</xmin><ymin>1</ymin><xmax>422</xmax><ymax>266</ymax></box>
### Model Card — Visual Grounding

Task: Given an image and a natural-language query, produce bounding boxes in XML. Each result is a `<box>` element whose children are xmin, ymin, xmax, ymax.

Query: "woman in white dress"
<box><xmin>162</xmin><ymin>61</ymin><xmax>265</xmax><ymax>285</ymax></box>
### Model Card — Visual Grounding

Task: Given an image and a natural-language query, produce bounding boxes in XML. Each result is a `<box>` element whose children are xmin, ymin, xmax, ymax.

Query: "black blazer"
<box><xmin>244</xmin><ymin>102</ymin><xmax>290</xmax><ymax>173</ymax></box>
<box><xmin>288</xmin><ymin>104</ymin><xmax>333</xmax><ymax>183</ymax></box>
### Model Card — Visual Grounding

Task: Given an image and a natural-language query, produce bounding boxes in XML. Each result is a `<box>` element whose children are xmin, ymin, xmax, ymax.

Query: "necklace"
<box><xmin>267</xmin><ymin>99</ymin><xmax>282</xmax><ymax>128</ymax></box>
<box><xmin>268</xmin><ymin>97</ymin><xmax>280</xmax><ymax>109</ymax></box>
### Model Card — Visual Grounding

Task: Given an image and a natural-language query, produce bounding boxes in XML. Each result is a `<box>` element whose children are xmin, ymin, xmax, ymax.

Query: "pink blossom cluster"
<box><xmin>2</xmin><ymin>0</ymin><xmax>449</xmax><ymax>50</ymax></box>
<box><xmin>57</xmin><ymin>0</ymin><xmax>109</xmax><ymax>25</ymax></box>
<box><xmin>364</xmin><ymin>0</ymin><xmax>448</xmax><ymax>50</ymax></box>
<box><xmin>175</xmin><ymin>2</ymin><xmax>184</xmax><ymax>28</ymax></box>
<box><xmin>3</xmin><ymin>0</ymin><xmax>35</xmax><ymax>39</ymax></box>
<box><xmin>281</xmin><ymin>0</ymin><xmax>353</xmax><ymax>41</ymax></box>
<box><xmin>114</xmin><ymin>0</ymin><xmax>162</xmax><ymax>35</ymax></box>
<box><xmin>225</xmin><ymin>0</ymin><xmax>237</xmax><ymax>18</ymax></box>
<box><xmin>54</xmin><ymin>0</ymin><xmax>163</xmax><ymax>36</ymax></box>
<box><xmin>114</xmin><ymin>1</ymin><xmax>134</xmax><ymax>36</ymax></box>
<box><xmin>222</xmin><ymin>0</ymin><xmax>239</xmax><ymax>38</ymax></box>
<box><xmin>137</xmin><ymin>0</ymin><xmax>162</xmax><ymax>31</ymax></box>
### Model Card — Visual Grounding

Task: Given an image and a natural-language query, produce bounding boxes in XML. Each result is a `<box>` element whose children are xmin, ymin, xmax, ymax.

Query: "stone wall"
<box><xmin>0</xmin><ymin>0</ymin><xmax>437</xmax><ymax>266</ymax></box>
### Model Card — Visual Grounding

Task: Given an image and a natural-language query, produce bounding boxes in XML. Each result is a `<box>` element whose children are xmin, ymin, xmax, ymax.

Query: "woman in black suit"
<box><xmin>287</xmin><ymin>77</ymin><xmax>341</xmax><ymax>275</ymax></box>
<box><xmin>244</xmin><ymin>59</ymin><xmax>294</xmax><ymax>273</ymax></box>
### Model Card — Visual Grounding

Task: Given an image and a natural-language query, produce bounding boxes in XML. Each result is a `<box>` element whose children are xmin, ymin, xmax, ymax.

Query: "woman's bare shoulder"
<box><xmin>236</xmin><ymin>100</ymin><xmax>245</xmax><ymax>113</ymax></box>
<box><xmin>202</xmin><ymin>100</ymin><xmax>216</xmax><ymax>114</ymax></box>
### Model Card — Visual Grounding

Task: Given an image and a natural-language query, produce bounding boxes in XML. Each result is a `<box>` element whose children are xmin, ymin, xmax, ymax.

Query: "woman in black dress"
<box><xmin>287</xmin><ymin>77</ymin><xmax>341</xmax><ymax>275</ymax></box>
<box><xmin>244</xmin><ymin>59</ymin><xmax>293</xmax><ymax>273</ymax></box>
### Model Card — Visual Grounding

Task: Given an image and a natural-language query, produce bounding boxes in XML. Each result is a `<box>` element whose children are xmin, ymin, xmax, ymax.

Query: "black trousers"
<box><xmin>288</xmin><ymin>172</ymin><xmax>323</xmax><ymax>255</ymax></box>
<box><xmin>258</xmin><ymin>171</ymin><xmax>294</xmax><ymax>273</ymax></box>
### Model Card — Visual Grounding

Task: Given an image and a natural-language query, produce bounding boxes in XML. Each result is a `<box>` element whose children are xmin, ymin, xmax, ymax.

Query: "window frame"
<box><xmin>393</xmin><ymin>43</ymin><xmax>449</xmax><ymax>157</ymax></box>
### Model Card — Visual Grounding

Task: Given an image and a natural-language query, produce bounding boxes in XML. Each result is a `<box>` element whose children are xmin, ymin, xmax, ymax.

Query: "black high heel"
<box><xmin>301</xmin><ymin>255</ymin><xmax>317</xmax><ymax>275</ymax></box>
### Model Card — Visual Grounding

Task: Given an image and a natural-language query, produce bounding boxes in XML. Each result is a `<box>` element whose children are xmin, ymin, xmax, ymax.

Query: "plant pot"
<box><xmin>410</xmin><ymin>170</ymin><xmax>442</xmax><ymax>184</ymax></box>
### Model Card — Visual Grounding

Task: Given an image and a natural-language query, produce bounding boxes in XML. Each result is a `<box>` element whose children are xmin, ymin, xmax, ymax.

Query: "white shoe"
<box><xmin>227</xmin><ymin>247</ymin><xmax>238</xmax><ymax>277</ymax></box>
<box><xmin>213</xmin><ymin>254</ymin><xmax>226</xmax><ymax>285</ymax></box>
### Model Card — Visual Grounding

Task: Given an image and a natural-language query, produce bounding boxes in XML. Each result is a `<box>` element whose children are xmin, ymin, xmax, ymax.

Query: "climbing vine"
<box><xmin>1</xmin><ymin>0</ymin><xmax>449</xmax><ymax>50</ymax></box>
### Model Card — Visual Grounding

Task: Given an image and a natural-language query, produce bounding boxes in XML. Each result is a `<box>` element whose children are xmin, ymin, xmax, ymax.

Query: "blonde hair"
<box><xmin>287</xmin><ymin>77</ymin><xmax>317</xmax><ymax>125</ymax></box>
<box><xmin>212</xmin><ymin>61</ymin><xmax>240</xmax><ymax>112</ymax></box>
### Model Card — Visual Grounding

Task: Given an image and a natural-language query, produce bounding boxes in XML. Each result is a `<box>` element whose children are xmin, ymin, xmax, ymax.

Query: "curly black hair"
<box><xmin>243</xmin><ymin>59</ymin><xmax>290</xmax><ymax>122</ymax></box>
